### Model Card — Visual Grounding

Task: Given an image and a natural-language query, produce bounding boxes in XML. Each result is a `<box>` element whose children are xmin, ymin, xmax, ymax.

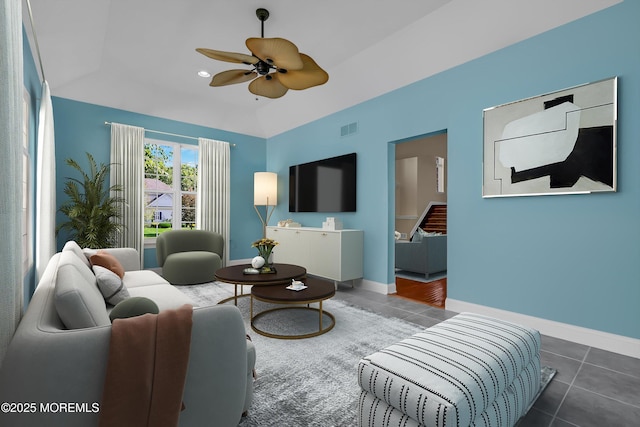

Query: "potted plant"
<box><xmin>57</xmin><ymin>152</ymin><xmax>124</xmax><ymax>248</ymax></box>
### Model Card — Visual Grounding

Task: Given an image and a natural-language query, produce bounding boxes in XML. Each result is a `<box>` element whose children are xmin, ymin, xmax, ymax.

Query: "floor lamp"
<box><xmin>254</xmin><ymin>172</ymin><xmax>277</xmax><ymax>238</ymax></box>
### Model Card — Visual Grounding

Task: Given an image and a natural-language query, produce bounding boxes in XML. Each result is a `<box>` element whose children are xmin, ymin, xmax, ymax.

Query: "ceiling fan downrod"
<box><xmin>256</xmin><ymin>8</ymin><xmax>269</xmax><ymax>38</ymax></box>
<box><xmin>254</xmin><ymin>8</ymin><xmax>274</xmax><ymax>77</ymax></box>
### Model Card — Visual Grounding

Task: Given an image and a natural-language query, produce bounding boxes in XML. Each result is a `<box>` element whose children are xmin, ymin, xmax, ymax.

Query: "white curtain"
<box><xmin>197</xmin><ymin>138</ymin><xmax>230</xmax><ymax>265</ymax></box>
<box><xmin>110</xmin><ymin>123</ymin><xmax>145</xmax><ymax>267</ymax></box>
<box><xmin>35</xmin><ymin>80</ymin><xmax>56</xmax><ymax>280</ymax></box>
<box><xmin>0</xmin><ymin>0</ymin><xmax>24</xmax><ymax>362</ymax></box>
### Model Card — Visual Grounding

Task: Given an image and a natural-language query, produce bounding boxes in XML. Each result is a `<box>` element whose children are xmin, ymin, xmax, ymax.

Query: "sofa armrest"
<box><xmin>180</xmin><ymin>305</ymin><xmax>252</xmax><ymax>426</ymax></box>
<box><xmin>0</xmin><ymin>320</ymin><xmax>112</xmax><ymax>426</ymax></box>
<box><xmin>424</xmin><ymin>235</ymin><xmax>447</xmax><ymax>272</ymax></box>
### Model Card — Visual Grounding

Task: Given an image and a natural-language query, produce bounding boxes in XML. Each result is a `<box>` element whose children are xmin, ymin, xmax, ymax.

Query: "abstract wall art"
<box><xmin>482</xmin><ymin>77</ymin><xmax>617</xmax><ymax>197</ymax></box>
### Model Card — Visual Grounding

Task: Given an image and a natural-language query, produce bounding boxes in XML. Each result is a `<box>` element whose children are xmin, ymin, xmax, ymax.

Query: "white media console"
<box><xmin>266</xmin><ymin>226</ymin><xmax>364</xmax><ymax>283</ymax></box>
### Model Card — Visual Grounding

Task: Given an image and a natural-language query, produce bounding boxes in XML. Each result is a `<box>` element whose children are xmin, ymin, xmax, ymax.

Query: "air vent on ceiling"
<box><xmin>340</xmin><ymin>122</ymin><xmax>358</xmax><ymax>137</ymax></box>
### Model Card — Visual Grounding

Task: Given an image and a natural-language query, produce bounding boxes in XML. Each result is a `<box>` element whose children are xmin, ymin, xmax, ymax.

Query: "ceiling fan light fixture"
<box><xmin>197</xmin><ymin>70</ymin><xmax>211</xmax><ymax>78</ymax></box>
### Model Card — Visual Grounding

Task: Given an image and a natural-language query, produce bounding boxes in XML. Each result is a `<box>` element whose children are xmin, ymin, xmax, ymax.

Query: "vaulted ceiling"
<box><xmin>23</xmin><ymin>0</ymin><xmax>620</xmax><ymax>138</ymax></box>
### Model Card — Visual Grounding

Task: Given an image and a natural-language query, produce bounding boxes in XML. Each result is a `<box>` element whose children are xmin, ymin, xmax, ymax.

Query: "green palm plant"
<box><xmin>57</xmin><ymin>152</ymin><xmax>124</xmax><ymax>248</ymax></box>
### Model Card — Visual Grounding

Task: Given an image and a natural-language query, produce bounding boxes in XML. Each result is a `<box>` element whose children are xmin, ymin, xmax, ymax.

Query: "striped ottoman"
<box><xmin>358</xmin><ymin>313</ymin><xmax>541</xmax><ymax>427</ymax></box>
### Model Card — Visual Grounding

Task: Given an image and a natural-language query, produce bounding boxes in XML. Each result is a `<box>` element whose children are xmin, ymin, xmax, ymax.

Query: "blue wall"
<box><xmin>267</xmin><ymin>2</ymin><xmax>640</xmax><ymax>339</ymax></box>
<box><xmin>51</xmin><ymin>98</ymin><xmax>267</xmax><ymax>264</ymax></box>
<box><xmin>37</xmin><ymin>2</ymin><xmax>639</xmax><ymax>339</ymax></box>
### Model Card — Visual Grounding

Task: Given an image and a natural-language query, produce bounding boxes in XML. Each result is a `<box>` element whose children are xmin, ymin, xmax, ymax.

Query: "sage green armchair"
<box><xmin>156</xmin><ymin>230</ymin><xmax>224</xmax><ymax>285</ymax></box>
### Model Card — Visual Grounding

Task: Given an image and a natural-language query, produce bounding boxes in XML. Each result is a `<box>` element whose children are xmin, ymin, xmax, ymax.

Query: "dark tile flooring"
<box><xmin>332</xmin><ymin>285</ymin><xmax>640</xmax><ymax>427</ymax></box>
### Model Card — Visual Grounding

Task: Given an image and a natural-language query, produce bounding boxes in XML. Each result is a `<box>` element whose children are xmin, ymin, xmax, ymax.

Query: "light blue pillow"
<box><xmin>413</xmin><ymin>228</ymin><xmax>428</xmax><ymax>242</ymax></box>
<box><xmin>93</xmin><ymin>265</ymin><xmax>130</xmax><ymax>305</ymax></box>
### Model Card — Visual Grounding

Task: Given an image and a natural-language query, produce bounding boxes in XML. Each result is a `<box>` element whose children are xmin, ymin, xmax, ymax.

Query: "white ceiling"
<box><xmin>23</xmin><ymin>0</ymin><xmax>620</xmax><ymax>138</ymax></box>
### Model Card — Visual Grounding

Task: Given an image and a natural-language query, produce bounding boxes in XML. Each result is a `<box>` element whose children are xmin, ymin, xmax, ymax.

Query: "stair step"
<box><xmin>419</xmin><ymin>203</ymin><xmax>447</xmax><ymax>236</ymax></box>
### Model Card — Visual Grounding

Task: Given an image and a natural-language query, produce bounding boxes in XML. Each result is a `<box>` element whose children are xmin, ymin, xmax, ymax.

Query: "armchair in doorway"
<box><xmin>395</xmin><ymin>233</ymin><xmax>447</xmax><ymax>278</ymax></box>
<box><xmin>156</xmin><ymin>229</ymin><xmax>224</xmax><ymax>285</ymax></box>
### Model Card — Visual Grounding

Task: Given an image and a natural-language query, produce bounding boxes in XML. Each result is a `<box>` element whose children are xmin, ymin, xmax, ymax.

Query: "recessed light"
<box><xmin>198</xmin><ymin>70</ymin><xmax>211</xmax><ymax>78</ymax></box>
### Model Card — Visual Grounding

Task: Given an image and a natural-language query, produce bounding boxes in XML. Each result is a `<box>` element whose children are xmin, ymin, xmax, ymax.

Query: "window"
<box><xmin>144</xmin><ymin>140</ymin><xmax>198</xmax><ymax>240</ymax></box>
<box><xmin>22</xmin><ymin>89</ymin><xmax>32</xmax><ymax>276</ymax></box>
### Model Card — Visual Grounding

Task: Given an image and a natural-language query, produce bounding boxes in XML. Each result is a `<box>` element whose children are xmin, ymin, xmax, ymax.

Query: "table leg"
<box><xmin>234</xmin><ymin>284</ymin><xmax>238</xmax><ymax>306</ymax></box>
<box><xmin>217</xmin><ymin>283</ymin><xmax>251</xmax><ymax>306</ymax></box>
<box><xmin>319</xmin><ymin>300</ymin><xmax>323</xmax><ymax>331</ymax></box>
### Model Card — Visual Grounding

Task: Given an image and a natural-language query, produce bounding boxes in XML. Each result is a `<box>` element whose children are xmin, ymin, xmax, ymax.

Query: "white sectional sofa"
<box><xmin>0</xmin><ymin>241</ymin><xmax>255</xmax><ymax>427</ymax></box>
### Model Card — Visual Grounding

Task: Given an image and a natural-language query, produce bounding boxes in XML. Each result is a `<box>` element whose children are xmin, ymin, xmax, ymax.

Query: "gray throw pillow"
<box><xmin>109</xmin><ymin>297</ymin><xmax>159</xmax><ymax>322</ymax></box>
<box><xmin>93</xmin><ymin>265</ymin><xmax>130</xmax><ymax>305</ymax></box>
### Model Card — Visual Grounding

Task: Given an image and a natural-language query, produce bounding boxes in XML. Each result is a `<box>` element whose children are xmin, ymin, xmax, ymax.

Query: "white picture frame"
<box><xmin>482</xmin><ymin>77</ymin><xmax>617</xmax><ymax>198</ymax></box>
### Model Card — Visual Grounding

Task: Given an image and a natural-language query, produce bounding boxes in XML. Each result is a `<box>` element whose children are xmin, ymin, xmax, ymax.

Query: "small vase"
<box><xmin>258</xmin><ymin>254</ymin><xmax>274</xmax><ymax>273</ymax></box>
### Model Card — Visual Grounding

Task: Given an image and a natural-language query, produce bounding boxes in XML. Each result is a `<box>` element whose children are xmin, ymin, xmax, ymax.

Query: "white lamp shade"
<box><xmin>254</xmin><ymin>172</ymin><xmax>278</xmax><ymax>206</ymax></box>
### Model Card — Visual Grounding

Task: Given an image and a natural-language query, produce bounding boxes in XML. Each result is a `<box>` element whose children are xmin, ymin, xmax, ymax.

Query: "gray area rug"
<box><xmin>180</xmin><ymin>282</ymin><xmax>555</xmax><ymax>427</ymax></box>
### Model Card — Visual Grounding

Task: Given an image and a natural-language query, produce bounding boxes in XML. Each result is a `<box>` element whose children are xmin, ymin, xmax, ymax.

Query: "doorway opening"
<box><xmin>393</xmin><ymin>132</ymin><xmax>447</xmax><ymax>307</ymax></box>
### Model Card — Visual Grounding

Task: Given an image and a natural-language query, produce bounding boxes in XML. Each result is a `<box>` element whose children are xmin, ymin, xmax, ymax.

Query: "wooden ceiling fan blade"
<box><xmin>196</xmin><ymin>48</ymin><xmax>258</xmax><ymax>65</ymax></box>
<box><xmin>246</xmin><ymin>37</ymin><xmax>304</xmax><ymax>71</ymax></box>
<box><xmin>248</xmin><ymin>75</ymin><xmax>288</xmax><ymax>99</ymax></box>
<box><xmin>278</xmin><ymin>54</ymin><xmax>329</xmax><ymax>90</ymax></box>
<box><xmin>210</xmin><ymin>70</ymin><xmax>257</xmax><ymax>87</ymax></box>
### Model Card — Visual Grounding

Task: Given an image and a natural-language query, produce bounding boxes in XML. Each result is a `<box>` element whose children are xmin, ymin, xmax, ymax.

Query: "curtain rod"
<box><xmin>26</xmin><ymin>0</ymin><xmax>46</xmax><ymax>81</ymax></box>
<box><xmin>104</xmin><ymin>122</ymin><xmax>236</xmax><ymax>146</ymax></box>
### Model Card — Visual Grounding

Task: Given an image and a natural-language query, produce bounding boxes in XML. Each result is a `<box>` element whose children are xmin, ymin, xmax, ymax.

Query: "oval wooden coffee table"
<box><xmin>250</xmin><ymin>277</ymin><xmax>336</xmax><ymax>339</ymax></box>
<box><xmin>214</xmin><ymin>263</ymin><xmax>307</xmax><ymax>305</ymax></box>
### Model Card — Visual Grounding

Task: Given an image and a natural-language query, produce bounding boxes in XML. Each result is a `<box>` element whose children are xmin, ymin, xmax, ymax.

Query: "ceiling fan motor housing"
<box><xmin>256</xmin><ymin>60</ymin><xmax>271</xmax><ymax>75</ymax></box>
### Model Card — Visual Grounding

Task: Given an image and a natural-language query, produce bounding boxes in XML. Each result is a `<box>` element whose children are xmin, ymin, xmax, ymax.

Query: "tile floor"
<box><xmin>332</xmin><ymin>285</ymin><xmax>640</xmax><ymax>427</ymax></box>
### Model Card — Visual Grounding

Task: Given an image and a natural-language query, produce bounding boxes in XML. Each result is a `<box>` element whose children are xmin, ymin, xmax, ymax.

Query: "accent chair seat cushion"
<box><xmin>163</xmin><ymin>251</ymin><xmax>221</xmax><ymax>285</ymax></box>
<box><xmin>156</xmin><ymin>230</ymin><xmax>225</xmax><ymax>285</ymax></box>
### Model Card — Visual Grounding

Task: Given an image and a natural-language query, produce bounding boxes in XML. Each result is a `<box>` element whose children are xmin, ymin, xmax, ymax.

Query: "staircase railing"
<box><xmin>409</xmin><ymin>201</ymin><xmax>447</xmax><ymax>240</ymax></box>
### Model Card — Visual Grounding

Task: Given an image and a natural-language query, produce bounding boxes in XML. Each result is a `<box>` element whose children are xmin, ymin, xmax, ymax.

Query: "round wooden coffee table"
<box><xmin>214</xmin><ymin>263</ymin><xmax>307</xmax><ymax>305</ymax></box>
<box><xmin>250</xmin><ymin>277</ymin><xmax>336</xmax><ymax>339</ymax></box>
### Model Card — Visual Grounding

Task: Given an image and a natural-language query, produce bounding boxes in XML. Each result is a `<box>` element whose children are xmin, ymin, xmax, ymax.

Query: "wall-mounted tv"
<box><xmin>289</xmin><ymin>153</ymin><xmax>357</xmax><ymax>212</ymax></box>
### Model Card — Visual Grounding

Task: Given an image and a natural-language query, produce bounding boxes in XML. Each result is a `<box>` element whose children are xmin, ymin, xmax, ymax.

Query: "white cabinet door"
<box><xmin>266</xmin><ymin>227</ymin><xmax>306</xmax><ymax>266</ymax></box>
<box><xmin>306</xmin><ymin>231</ymin><xmax>340</xmax><ymax>280</ymax></box>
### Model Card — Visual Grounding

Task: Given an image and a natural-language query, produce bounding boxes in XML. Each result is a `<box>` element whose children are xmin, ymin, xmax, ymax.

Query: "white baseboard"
<box><xmin>354</xmin><ymin>279</ymin><xmax>394</xmax><ymax>295</ymax></box>
<box><xmin>447</xmin><ymin>298</ymin><xmax>640</xmax><ymax>359</ymax></box>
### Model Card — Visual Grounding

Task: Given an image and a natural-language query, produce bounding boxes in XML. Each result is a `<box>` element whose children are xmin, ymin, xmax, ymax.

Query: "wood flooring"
<box><xmin>394</xmin><ymin>276</ymin><xmax>447</xmax><ymax>309</ymax></box>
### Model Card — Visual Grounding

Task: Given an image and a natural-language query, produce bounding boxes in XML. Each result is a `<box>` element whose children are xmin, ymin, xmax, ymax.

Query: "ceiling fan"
<box><xmin>196</xmin><ymin>8</ymin><xmax>329</xmax><ymax>99</ymax></box>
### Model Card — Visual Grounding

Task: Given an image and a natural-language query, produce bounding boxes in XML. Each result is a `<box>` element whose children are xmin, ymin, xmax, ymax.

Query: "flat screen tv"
<box><xmin>289</xmin><ymin>153</ymin><xmax>357</xmax><ymax>212</ymax></box>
